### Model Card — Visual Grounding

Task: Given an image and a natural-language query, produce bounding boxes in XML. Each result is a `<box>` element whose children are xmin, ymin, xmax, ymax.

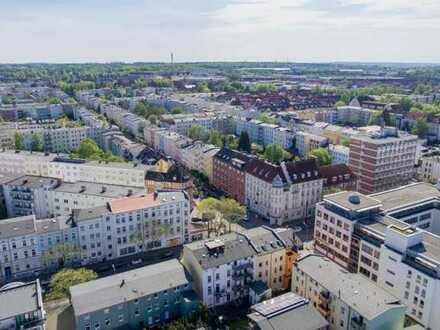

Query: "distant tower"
<box><xmin>170</xmin><ymin>52</ymin><xmax>174</xmax><ymax>65</ymax></box>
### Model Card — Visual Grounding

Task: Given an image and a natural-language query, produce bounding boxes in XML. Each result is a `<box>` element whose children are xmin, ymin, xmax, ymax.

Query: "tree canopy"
<box><xmin>14</xmin><ymin>132</ymin><xmax>24</xmax><ymax>150</ymax></box>
<box><xmin>31</xmin><ymin>133</ymin><xmax>43</xmax><ymax>152</ymax></box>
<box><xmin>207</xmin><ymin>130</ymin><xmax>223</xmax><ymax>147</ymax></box>
<box><xmin>71</xmin><ymin>138</ymin><xmax>123</xmax><ymax>162</ymax></box>
<box><xmin>188</xmin><ymin>125</ymin><xmax>206</xmax><ymax>140</ymax></box>
<box><xmin>264</xmin><ymin>144</ymin><xmax>286</xmax><ymax>163</ymax></box>
<box><xmin>238</xmin><ymin>131</ymin><xmax>251</xmax><ymax>153</ymax></box>
<box><xmin>411</xmin><ymin>118</ymin><xmax>429</xmax><ymax>138</ymax></box>
<box><xmin>309</xmin><ymin>148</ymin><xmax>332</xmax><ymax>165</ymax></box>
<box><xmin>46</xmin><ymin>268</ymin><xmax>97</xmax><ymax>301</ymax></box>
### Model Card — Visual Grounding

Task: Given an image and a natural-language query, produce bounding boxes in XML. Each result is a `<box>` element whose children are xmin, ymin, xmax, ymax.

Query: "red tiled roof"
<box><xmin>109</xmin><ymin>194</ymin><xmax>160</xmax><ymax>213</ymax></box>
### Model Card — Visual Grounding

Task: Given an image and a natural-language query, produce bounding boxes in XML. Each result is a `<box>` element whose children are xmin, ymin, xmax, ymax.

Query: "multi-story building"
<box><xmin>180</xmin><ymin>142</ymin><xmax>220</xmax><ymax>181</ymax></box>
<box><xmin>236</xmin><ymin>118</ymin><xmax>294</xmax><ymax>148</ymax></box>
<box><xmin>212</xmin><ymin>148</ymin><xmax>253</xmax><ymax>204</ymax></box>
<box><xmin>0</xmin><ymin>214</ymin><xmax>79</xmax><ymax>281</ymax></box>
<box><xmin>314</xmin><ymin>182</ymin><xmax>440</xmax><ymax>329</ymax></box>
<box><xmin>336</xmin><ymin>105</ymin><xmax>380</xmax><ymax>126</ymax></box>
<box><xmin>48</xmin><ymin>181</ymin><xmax>146</xmax><ymax>217</ymax></box>
<box><xmin>2</xmin><ymin>175</ymin><xmax>60</xmax><ymax>219</ymax></box>
<box><xmin>0</xmin><ymin>151</ymin><xmax>148</xmax><ymax>188</ymax></box>
<box><xmin>181</xmin><ymin>226</ymin><xmax>297</xmax><ymax>307</ymax></box>
<box><xmin>319</xmin><ymin>164</ymin><xmax>357</xmax><ymax>195</ymax></box>
<box><xmin>247</xmin><ymin>292</ymin><xmax>328</xmax><ymax>330</ymax></box>
<box><xmin>295</xmin><ymin>131</ymin><xmax>329</xmax><ymax>157</ymax></box>
<box><xmin>418</xmin><ymin>155</ymin><xmax>440</xmax><ymax>183</ymax></box>
<box><xmin>161</xmin><ymin>113</ymin><xmax>234</xmax><ymax>136</ymax></box>
<box><xmin>328</xmin><ymin>144</ymin><xmax>350</xmax><ymax>165</ymax></box>
<box><xmin>70</xmin><ymin>259</ymin><xmax>199</xmax><ymax>330</ymax></box>
<box><xmin>348</xmin><ymin>127</ymin><xmax>417</xmax><ymax>194</ymax></box>
<box><xmin>73</xmin><ymin>191</ymin><xmax>190</xmax><ymax>264</ymax></box>
<box><xmin>245</xmin><ymin>159</ymin><xmax>323</xmax><ymax>225</ymax></box>
<box><xmin>292</xmin><ymin>254</ymin><xmax>406</xmax><ymax>330</ymax></box>
<box><xmin>0</xmin><ymin>280</ymin><xmax>46</xmax><ymax>330</ymax></box>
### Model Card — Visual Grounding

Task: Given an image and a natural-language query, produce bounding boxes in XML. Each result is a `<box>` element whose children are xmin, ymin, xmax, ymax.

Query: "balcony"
<box><xmin>232</xmin><ymin>262</ymin><xmax>252</xmax><ymax>271</ymax></box>
<box><xmin>351</xmin><ymin>317</ymin><xmax>366</xmax><ymax>330</ymax></box>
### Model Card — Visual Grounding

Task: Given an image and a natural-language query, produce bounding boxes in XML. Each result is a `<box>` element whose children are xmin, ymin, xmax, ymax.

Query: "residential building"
<box><xmin>348</xmin><ymin>127</ymin><xmax>417</xmax><ymax>194</ymax></box>
<box><xmin>319</xmin><ymin>164</ymin><xmax>357</xmax><ymax>195</ymax></box>
<box><xmin>0</xmin><ymin>280</ymin><xmax>45</xmax><ymax>330</ymax></box>
<box><xmin>73</xmin><ymin>191</ymin><xmax>191</xmax><ymax>264</ymax></box>
<box><xmin>336</xmin><ymin>105</ymin><xmax>380</xmax><ymax>126</ymax></box>
<box><xmin>417</xmin><ymin>155</ymin><xmax>440</xmax><ymax>183</ymax></box>
<box><xmin>180</xmin><ymin>142</ymin><xmax>220</xmax><ymax>181</ymax></box>
<box><xmin>70</xmin><ymin>259</ymin><xmax>199</xmax><ymax>330</ymax></box>
<box><xmin>236</xmin><ymin>118</ymin><xmax>294</xmax><ymax>148</ymax></box>
<box><xmin>48</xmin><ymin>181</ymin><xmax>146</xmax><ymax>217</ymax></box>
<box><xmin>245</xmin><ymin>159</ymin><xmax>323</xmax><ymax>225</ymax></box>
<box><xmin>2</xmin><ymin>175</ymin><xmax>60</xmax><ymax>219</ymax></box>
<box><xmin>247</xmin><ymin>292</ymin><xmax>328</xmax><ymax>330</ymax></box>
<box><xmin>328</xmin><ymin>144</ymin><xmax>350</xmax><ymax>165</ymax></box>
<box><xmin>295</xmin><ymin>132</ymin><xmax>329</xmax><ymax>157</ymax></box>
<box><xmin>314</xmin><ymin>182</ymin><xmax>440</xmax><ymax>329</ymax></box>
<box><xmin>181</xmin><ymin>226</ymin><xmax>298</xmax><ymax>307</ymax></box>
<box><xmin>212</xmin><ymin>148</ymin><xmax>253</xmax><ymax>204</ymax></box>
<box><xmin>292</xmin><ymin>254</ymin><xmax>406</xmax><ymax>330</ymax></box>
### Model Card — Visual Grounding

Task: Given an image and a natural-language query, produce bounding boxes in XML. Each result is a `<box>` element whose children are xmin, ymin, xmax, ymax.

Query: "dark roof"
<box><xmin>246</xmin><ymin>158</ymin><xmax>321</xmax><ymax>184</ymax></box>
<box><xmin>214</xmin><ymin>148</ymin><xmax>253</xmax><ymax>169</ymax></box>
<box><xmin>145</xmin><ymin>164</ymin><xmax>191</xmax><ymax>183</ymax></box>
<box><xmin>319</xmin><ymin>164</ymin><xmax>356</xmax><ymax>186</ymax></box>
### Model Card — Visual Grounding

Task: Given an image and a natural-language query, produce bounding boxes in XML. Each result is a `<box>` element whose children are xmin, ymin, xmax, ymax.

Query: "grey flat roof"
<box><xmin>0</xmin><ymin>281</ymin><xmax>41</xmax><ymax>320</ymax></box>
<box><xmin>35</xmin><ymin>216</ymin><xmax>72</xmax><ymax>234</ymax></box>
<box><xmin>0</xmin><ymin>215</ymin><xmax>36</xmax><ymax>239</ymax></box>
<box><xmin>324</xmin><ymin>191</ymin><xmax>382</xmax><ymax>212</ymax></box>
<box><xmin>248</xmin><ymin>293</ymin><xmax>328</xmax><ymax>330</ymax></box>
<box><xmin>371</xmin><ymin>182</ymin><xmax>440</xmax><ymax>212</ymax></box>
<box><xmin>297</xmin><ymin>254</ymin><xmax>404</xmax><ymax>321</ymax></box>
<box><xmin>5</xmin><ymin>175</ymin><xmax>59</xmax><ymax>189</ymax></box>
<box><xmin>53</xmin><ymin>181</ymin><xmax>145</xmax><ymax>198</ymax></box>
<box><xmin>70</xmin><ymin>259</ymin><xmax>189</xmax><ymax>316</ymax></box>
<box><xmin>72</xmin><ymin>205</ymin><xmax>109</xmax><ymax>222</ymax></box>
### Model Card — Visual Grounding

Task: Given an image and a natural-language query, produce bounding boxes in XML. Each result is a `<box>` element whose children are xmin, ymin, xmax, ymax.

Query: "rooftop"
<box><xmin>296</xmin><ymin>254</ymin><xmax>404</xmax><ymax>320</ymax></box>
<box><xmin>0</xmin><ymin>281</ymin><xmax>42</xmax><ymax>320</ymax></box>
<box><xmin>53</xmin><ymin>181</ymin><xmax>145</xmax><ymax>198</ymax></box>
<box><xmin>324</xmin><ymin>191</ymin><xmax>382</xmax><ymax>212</ymax></box>
<box><xmin>0</xmin><ymin>215</ymin><xmax>36</xmax><ymax>239</ymax></box>
<box><xmin>5</xmin><ymin>175</ymin><xmax>59</xmax><ymax>189</ymax></box>
<box><xmin>70</xmin><ymin>259</ymin><xmax>189</xmax><ymax>316</ymax></box>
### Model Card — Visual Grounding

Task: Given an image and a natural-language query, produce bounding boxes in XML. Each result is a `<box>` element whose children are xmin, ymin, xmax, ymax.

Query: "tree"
<box><xmin>188</xmin><ymin>125</ymin><xmax>205</xmax><ymax>140</ymax></box>
<box><xmin>238</xmin><ymin>131</ymin><xmax>251</xmax><ymax>153</ymax></box>
<box><xmin>264</xmin><ymin>144</ymin><xmax>285</xmax><ymax>163</ymax></box>
<box><xmin>31</xmin><ymin>133</ymin><xmax>43</xmax><ymax>152</ymax></box>
<box><xmin>42</xmin><ymin>243</ymin><xmax>80</xmax><ymax>268</ymax></box>
<box><xmin>14</xmin><ymin>132</ymin><xmax>24</xmax><ymax>150</ymax></box>
<box><xmin>197</xmin><ymin>82</ymin><xmax>210</xmax><ymax>93</ymax></box>
<box><xmin>258</xmin><ymin>113</ymin><xmax>278</xmax><ymax>125</ymax></box>
<box><xmin>412</xmin><ymin>118</ymin><xmax>429</xmax><ymax>138</ymax></box>
<box><xmin>223</xmin><ymin>135</ymin><xmax>239</xmax><ymax>150</ymax></box>
<box><xmin>335</xmin><ymin>100</ymin><xmax>346</xmax><ymax>107</ymax></box>
<box><xmin>207</xmin><ymin>130</ymin><xmax>223</xmax><ymax>147</ymax></box>
<box><xmin>217</xmin><ymin>198</ymin><xmax>246</xmax><ymax>233</ymax></box>
<box><xmin>341</xmin><ymin>137</ymin><xmax>351</xmax><ymax>147</ymax></box>
<box><xmin>73</xmin><ymin>138</ymin><xmax>102</xmax><ymax>159</ymax></box>
<box><xmin>309</xmin><ymin>148</ymin><xmax>332</xmax><ymax>166</ymax></box>
<box><xmin>46</xmin><ymin>268</ymin><xmax>97</xmax><ymax>301</ymax></box>
<box><xmin>368</xmin><ymin>111</ymin><xmax>384</xmax><ymax>126</ymax></box>
<box><xmin>399</xmin><ymin>97</ymin><xmax>413</xmax><ymax>112</ymax></box>
<box><xmin>149</xmin><ymin>114</ymin><xmax>158</xmax><ymax>125</ymax></box>
<box><xmin>197</xmin><ymin>198</ymin><xmax>221</xmax><ymax>238</ymax></box>
<box><xmin>171</xmin><ymin>107</ymin><xmax>184</xmax><ymax>114</ymax></box>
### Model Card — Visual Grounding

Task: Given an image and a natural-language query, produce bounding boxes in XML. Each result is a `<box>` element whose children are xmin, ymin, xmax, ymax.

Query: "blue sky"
<box><xmin>1</xmin><ymin>0</ymin><xmax>439</xmax><ymax>63</ymax></box>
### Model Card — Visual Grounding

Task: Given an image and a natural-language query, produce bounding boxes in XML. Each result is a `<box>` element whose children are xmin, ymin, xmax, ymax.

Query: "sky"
<box><xmin>1</xmin><ymin>0</ymin><xmax>439</xmax><ymax>63</ymax></box>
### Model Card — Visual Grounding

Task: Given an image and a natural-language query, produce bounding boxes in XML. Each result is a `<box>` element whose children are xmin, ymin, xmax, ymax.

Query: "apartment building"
<box><xmin>349</xmin><ymin>128</ymin><xmax>417</xmax><ymax>194</ymax></box>
<box><xmin>161</xmin><ymin>113</ymin><xmax>234</xmax><ymax>136</ymax></box>
<box><xmin>0</xmin><ymin>151</ymin><xmax>148</xmax><ymax>188</ymax></box>
<box><xmin>336</xmin><ymin>105</ymin><xmax>380</xmax><ymax>126</ymax></box>
<box><xmin>212</xmin><ymin>148</ymin><xmax>253</xmax><ymax>204</ymax></box>
<box><xmin>73</xmin><ymin>191</ymin><xmax>190</xmax><ymax>264</ymax></box>
<box><xmin>292</xmin><ymin>254</ymin><xmax>406</xmax><ymax>330</ymax></box>
<box><xmin>0</xmin><ymin>280</ymin><xmax>46</xmax><ymax>330</ymax></box>
<box><xmin>314</xmin><ymin>182</ymin><xmax>440</xmax><ymax>329</ymax></box>
<box><xmin>181</xmin><ymin>227</ymin><xmax>297</xmax><ymax>308</ymax></box>
<box><xmin>0</xmin><ymin>215</ymin><xmax>79</xmax><ymax>281</ymax></box>
<box><xmin>70</xmin><ymin>259</ymin><xmax>199</xmax><ymax>330</ymax></box>
<box><xmin>180</xmin><ymin>142</ymin><xmax>220</xmax><ymax>181</ymax></box>
<box><xmin>245</xmin><ymin>159</ymin><xmax>323</xmax><ymax>225</ymax></box>
<box><xmin>295</xmin><ymin>131</ymin><xmax>329</xmax><ymax>157</ymax></box>
<box><xmin>328</xmin><ymin>144</ymin><xmax>350</xmax><ymax>165</ymax></box>
<box><xmin>418</xmin><ymin>155</ymin><xmax>440</xmax><ymax>183</ymax></box>
<box><xmin>319</xmin><ymin>164</ymin><xmax>357</xmax><ymax>195</ymax></box>
<box><xmin>2</xmin><ymin>175</ymin><xmax>60</xmax><ymax>219</ymax></box>
<box><xmin>48</xmin><ymin>181</ymin><xmax>146</xmax><ymax>217</ymax></box>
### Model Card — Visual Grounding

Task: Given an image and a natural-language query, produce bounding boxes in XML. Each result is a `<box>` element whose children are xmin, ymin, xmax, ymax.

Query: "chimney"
<box><xmin>120</xmin><ymin>279</ymin><xmax>125</xmax><ymax>288</ymax></box>
<box><xmin>153</xmin><ymin>192</ymin><xmax>158</xmax><ymax>200</ymax></box>
<box><xmin>101</xmin><ymin>186</ymin><xmax>107</xmax><ymax>193</ymax></box>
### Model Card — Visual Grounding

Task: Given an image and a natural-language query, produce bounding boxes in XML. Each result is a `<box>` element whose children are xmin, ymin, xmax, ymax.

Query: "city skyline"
<box><xmin>1</xmin><ymin>0</ymin><xmax>440</xmax><ymax>63</ymax></box>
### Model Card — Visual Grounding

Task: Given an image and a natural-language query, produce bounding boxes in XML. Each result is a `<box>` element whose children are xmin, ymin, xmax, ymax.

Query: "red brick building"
<box><xmin>319</xmin><ymin>164</ymin><xmax>357</xmax><ymax>194</ymax></box>
<box><xmin>212</xmin><ymin>148</ymin><xmax>252</xmax><ymax>205</ymax></box>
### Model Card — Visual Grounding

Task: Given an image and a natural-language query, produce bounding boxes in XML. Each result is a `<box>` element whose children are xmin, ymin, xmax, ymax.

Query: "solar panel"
<box><xmin>253</xmin><ymin>292</ymin><xmax>307</xmax><ymax>318</ymax></box>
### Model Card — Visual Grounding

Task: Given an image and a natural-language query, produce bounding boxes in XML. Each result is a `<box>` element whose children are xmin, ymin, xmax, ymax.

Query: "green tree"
<box><xmin>197</xmin><ymin>198</ymin><xmax>221</xmax><ymax>237</ymax></box>
<box><xmin>207</xmin><ymin>130</ymin><xmax>223</xmax><ymax>147</ymax></box>
<box><xmin>73</xmin><ymin>138</ymin><xmax>102</xmax><ymax>159</ymax></box>
<box><xmin>264</xmin><ymin>144</ymin><xmax>285</xmax><ymax>163</ymax></box>
<box><xmin>411</xmin><ymin>118</ymin><xmax>429</xmax><ymax>138</ymax></box>
<box><xmin>31</xmin><ymin>133</ymin><xmax>43</xmax><ymax>152</ymax></box>
<box><xmin>309</xmin><ymin>148</ymin><xmax>332</xmax><ymax>165</ymax></box>
<box><xmin>335</xmin><ymin>100</ymin><xmax>346</xmax><ymax>107</ymax></box>
<box><xmin>188</xmin><ymin>125</ymin><xmax>205</xmax><ymax>140</ymax></box>
<box><xmin>238</xmin><ymin>131</ymin><xmax>251</xmax><ymax>153</ymax></box>
<box><xmin>399</xmin><ymin>97</ymin><xmax>413</xmax><ymax>112</ymax></box>
<box><xmin>341</xmin><ymin>137</ymin><xmax>351</xmax><ymax>147</ymax></box>
<box><xmin>368</xmin><ymin>111</ymin><xmax>384</xmax><ymax>126</ymax></box>
<box><xmin>14</xmin><ymin>132</ymin><xmax>24</xmax><ymax>150</ymax></box>
<box><xmin>42</xmin><ymin>243</ymin><xmax>80</xmax><ymax>268</ymax></box>
<box><xmin>46</xmin><ymin>268</ymin><xmax>97</xmax><ymax>301</ymax></box>
<box><xmin>197</xmin><ymin>82</ymin><xmax>210</xmax><ymax>93</ymax></box>
<box><xmin>149</xmin><ymin>114</ymin><xmax>158</xmax><ymax>125</ymax></box>
<box><xmin>258</xmin><ymin>113</ymin><xmax>279</xmax><ymax>125</ymax></box>
<box><xmin>171</xmin><ymin>107</ymin><xmax>184</xmax><ymax>114</ymax></box>
<box><xmin>223</xmin><ymin>135</ymin><xmax>239</xmax><ymax>150</ymax></box>
<box><xmin>217</xmin><ymin>198</ymin><xmax>246</xmax><ymax>233</ymax></box>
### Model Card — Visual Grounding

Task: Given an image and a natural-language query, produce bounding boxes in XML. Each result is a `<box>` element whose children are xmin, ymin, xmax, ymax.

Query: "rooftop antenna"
<box><xmin>170</xmin><ymin>52</ymin><xmax>174</xmax><ymax>65</ymax></box>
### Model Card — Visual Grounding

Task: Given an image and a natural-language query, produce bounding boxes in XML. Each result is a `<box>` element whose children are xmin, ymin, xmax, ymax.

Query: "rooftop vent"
<box><xmin>349</xmin><ymin>195</ymin><xmax>361</xmax><ymax>205</ymax></box>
